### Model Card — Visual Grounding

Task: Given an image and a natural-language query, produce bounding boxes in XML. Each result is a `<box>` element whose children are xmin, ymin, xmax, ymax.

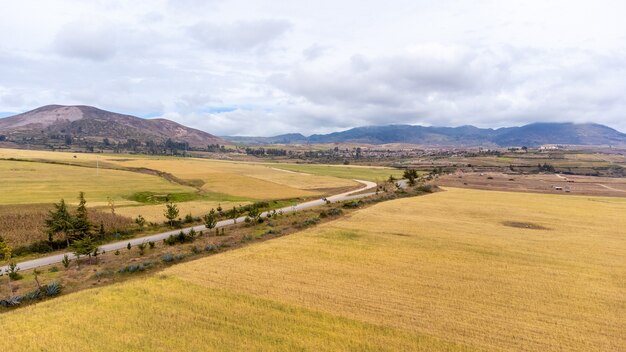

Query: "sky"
<box><xmin>1</xmin><ymin>0</ymin><xmax>625</xmax><ymax>136</ymax></box>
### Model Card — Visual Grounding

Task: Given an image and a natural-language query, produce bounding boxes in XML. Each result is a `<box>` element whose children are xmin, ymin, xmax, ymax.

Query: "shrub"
<box><xmin>416</xmin><ymin>184</ymin><xmax>434</xmax><ymax>193</ymax></box>
<box><xmin>137</xmin><ymin>242</ymin><xmax>147</xmax><ymax>256</ymax></box>
<box><xmin>342</xmin><ymin>200</ymin><xmax>362</xmax><ymax>209</ymax></box>
<box><xmin>327</xmin><ymin>208</ymin><xmax>343</xmax><ymax>217</ymax></box>
<box><xmin>7</xmin><ymin>262</ymin><xmax>22</xmax><ymax>280</ymax></box>
<box><xmin>204</xmin><ymin>244</ymin><xmax>217</xmax><ymax>252</ymax></box>
<box><xmin>148</xmin><ymin>241</ymin><xmax>155</xmax><ymax>249</ymax></box>
<box><xmin>118</xmin><ymin>264</ymin><xmax>145</xmax><ymax>274</ymax></box>
<box><xmin>190</xmin><ymin>246</ymin><xmax>201</xmax><ymax>254</ymax></box>
<box><xmin>319</xmin><ymin>211</ymin><xmax>328</xmax><ymax>218</ymax></box>
<box><xmin>162</xmin><ymin>254</ymin><xmax>174</xmax><ymax>263</ymax></box>
<box><xmin>45</xmin><ymin>281</ymin><xmax>62</xmax><ymax>296</ymax></box>
<box><xmin>114</xmin><ymin>250</ymin><xmax>120</xmax><ymax>256</ymax></box>
<box><xmin>49</xmin><ymin>266</ymin><xmax>59</xmax><ymax>273</ymax></box>
<box><xmin>302</xmin><ymin>217</ymin><xmax>320</xmax><ymax>227</ymax></box>
<box><xmin>62</xmin><ymin>254</ymin><xmax>71</xmax><ymax>268</ymax></box>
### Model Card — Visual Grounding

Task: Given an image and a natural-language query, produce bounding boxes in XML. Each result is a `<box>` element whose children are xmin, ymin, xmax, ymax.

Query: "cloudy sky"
<box><xmin>1</xmin><ymin>0</ymin><xmax>625</xmax><ymax>136</ymax></box>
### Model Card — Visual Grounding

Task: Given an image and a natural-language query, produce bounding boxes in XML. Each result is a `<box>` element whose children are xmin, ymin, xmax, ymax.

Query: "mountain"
<box><xmin>0</xmin><ymin>105</ymin><xmax>224</xmax><ymax>148</ymax></box>
<box><xmin>224</xmin><ymin>133</ymin><xmax>308</xmax><ymax>145</ymax></box>
<box><xmin>223</xmin><ymin>123</ymin><xmax>626</xmax><ymax>147</ymax></box>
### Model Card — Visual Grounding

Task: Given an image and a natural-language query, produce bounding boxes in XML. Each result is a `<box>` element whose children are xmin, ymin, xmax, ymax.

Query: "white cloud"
<box><xmin>0</xmin><ymin>0</ymin><xmax>625</xmax><ymax>135</ymax></box>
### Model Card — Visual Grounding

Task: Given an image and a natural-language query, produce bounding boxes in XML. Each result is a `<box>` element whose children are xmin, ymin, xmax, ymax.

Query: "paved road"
<box><xmin>1</xmin><ymin>180</ymin><xmax>378</xmax><ymax>272</ymax></box>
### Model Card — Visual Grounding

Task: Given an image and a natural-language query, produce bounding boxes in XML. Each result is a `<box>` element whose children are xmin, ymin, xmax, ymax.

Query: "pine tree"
<box><xmin>44</xmin><ymin>199</ymin><xmax>74</xmax><ymax>246</ymax></box>
<box><xmin>73</xmin><ymin>192</ymin><xmax>92</xmax><ymax>241</ymax></box>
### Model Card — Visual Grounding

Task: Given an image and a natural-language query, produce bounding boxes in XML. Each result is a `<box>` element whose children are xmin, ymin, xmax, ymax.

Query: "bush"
<box><xmin>162</xmin><ymin>253</ymin><xmax>174</xmax><ymax>263</ymax></box>
<box><xmin>163</xmin><ymin>230</ymin><xmax>196</xmax><ymax>245</ymax></box>
<box><xmin>148</xmin><ymin>241</ymin><xmax>155</xmax><ymax>249</ymax></box>
<box><xmin>302</xmin><ymin>217</ymin><xmax>320</xmax><ymax>227</ymax></box>
<box><xmin>327</xmin><ymin>208</ymin><xmax>343</xmax><ymax>217</ymax></box>
<box><xmin>49</xmin><ymin>266</ymin><xmax>59</xmax><ymax>273</ymax></box>
<box><xmin>416</xmin><ymin>184</ymin><xmax>434</xmax><ymax>193</ymax></box>
<box><xmin>204</xmin><ymin>244</ymin><xmax>217</xmax><ymax>252</ymax></box>
<box><xmin>342</xmin><ymin>200</ymin><xmax>363</xmax><ymax>209</ymax></box>
<box><xmin>190</xmin><ymin>246</ymin><xmax>201</xmax><ymax>254</ymax></box>
<box><xmin>45</xmin><ymin>281</ymin><xmax>62</xmax><ymax>296</ymax></box>
<box><xmin>62</xmin><ymin>254</ymin><xmax>71</xmax><ymax>268</ymax></box>
<box><xmin>118</xmin><ymin>264</ymin><xmax>146</xmax><ymax>274</ymax></box>
<box><xmin>7</xmin><ymin>262</ymin><xmax>22</xmax><ymax>280</ymax></box>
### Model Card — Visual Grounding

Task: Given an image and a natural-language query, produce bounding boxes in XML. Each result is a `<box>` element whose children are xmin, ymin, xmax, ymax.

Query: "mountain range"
<box><xmin>0</xmin><ymin>105</ymin><xmax>624</xmax><ymax>148</ymax></box>
<box><xmin>225</xmin><ymin>123</ymin><xmax>626</xmax><ymax>147</ymax></box>
<box><xmin>0</xmin><ymin>105</ymin><xmax>224</xmax><ymax>147</ymax></box>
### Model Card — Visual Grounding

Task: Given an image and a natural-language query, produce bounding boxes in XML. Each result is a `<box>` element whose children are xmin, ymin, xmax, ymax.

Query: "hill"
<box><xmin>0</xmin><ymin>188</ymin><xmax>623</xmax><ymax>351</ymax></box>
<box><xmin>0</xmin><ymin>105</ymin><xmax>225</xmax><ymax>148</ymax></box>
<box><xmin>224</xmin><ymin>123</ymin><xmax>626</xmax><ymax>147</ymax></box>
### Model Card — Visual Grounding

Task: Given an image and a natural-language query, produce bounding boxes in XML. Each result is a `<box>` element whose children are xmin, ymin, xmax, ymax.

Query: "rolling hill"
<box><xmin>224</xmin><ymin>123</ymin><xmax>626</xmax><ymax>147</ymax></box>
<box><xmin>0</xmin><ymin>105</ymin><xmax>225</xmax><ymax>148</ymax></box>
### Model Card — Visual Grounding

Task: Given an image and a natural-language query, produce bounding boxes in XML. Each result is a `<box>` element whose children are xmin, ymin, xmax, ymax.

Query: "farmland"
<box><xmin>0</xmin><ymin>147</ymin><xmax>386</xmax><ymax>250</ymax></box>
<box><xmin>0</xmin><ymin>159</ymin><xmax>194</xmax><ymax>205</ymax></box>
<box><xmin>1</xmin><ymin>188</ymin><xmax>623</xmax><ymax>351</ymax></box>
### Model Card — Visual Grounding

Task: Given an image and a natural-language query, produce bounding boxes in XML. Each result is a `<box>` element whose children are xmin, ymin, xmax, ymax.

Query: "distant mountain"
<box><xmin>225</xmin><ymin>133</ymin><xmax>308</xmax><ymax>145</ymax></box>
<box><xmin>0</xmin><ymin>105</ymin><xmax>225</xmax><ymax>148</ymax></box>
<box><xmin>223</xmin><ymin>123</ymin><xmax>626</xmax><ymax>147</ymax></box>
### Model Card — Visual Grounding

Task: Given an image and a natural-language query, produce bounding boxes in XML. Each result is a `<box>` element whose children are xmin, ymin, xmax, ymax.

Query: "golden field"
<box><xmin>0</xmin><ymin>148</ymin><xmax>363</xmax><ymax>201</ymax></box>
<box><xmin>1</xmin><ymin>188</ymin><xmax>624</xmax><ymax>351</ymax></box>
<box><xmin>114</xmin><ymin>200</ymin><xmax>251</xmax><ymax>223</ymax></box>
<box><xmin>0</xmin><ymin>159</ymin><xmax>193</xmax><ymax>205</ymax></box>
<box><xmin>106</xmin><ymin>157</ymin><xmax>357</xmax><ymax>199</ymax></box>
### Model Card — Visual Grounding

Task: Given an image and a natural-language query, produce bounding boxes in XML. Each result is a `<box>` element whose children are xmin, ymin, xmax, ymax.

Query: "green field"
<box><xmin>2</xmin><ymin>188</ymin><xmax>623</xmax><ymax>351</ymax></box>
<box><xmin>267</xmin><ymin>163</ymin><xmax>403</xmax><ymax>181</ymax></box>
<box><xmin>0</xmin><ymin>159</ymin><xmax>194</xmax><ymax>205</ymax></box>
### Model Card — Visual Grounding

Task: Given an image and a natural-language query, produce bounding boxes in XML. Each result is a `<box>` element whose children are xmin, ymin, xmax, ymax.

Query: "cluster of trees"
<box><xmin>537</xmin><ymin>163</ymin><xmax>556</xmax><ymax>172</ymax></box>
<box><xmin>45</xmin><ymin>192</ymin><xmax>101</xmax><ymax>264</ymax></box>
<box><xmin>245</xmin><ymin>147</ymin><xmax>288</xmax><ymax>156</ymax></box>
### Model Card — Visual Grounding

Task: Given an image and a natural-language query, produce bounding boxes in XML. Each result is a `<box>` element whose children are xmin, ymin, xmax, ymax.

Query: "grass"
<box><xmin>0</xmin><ymin>159</ymin><xmax>193</xmax><ymax>205</ymax></box>
<box><xmin>1</xmin><ymin>188</ymin><xmax>623</xmax><ymax>350</ymax></box>
<box><xmin>268</xmin><ymin>163</ymin><xmax>403</xmax><ymax>181</ymax></box>
<box><xmin>106</xmin><ymin>157</ymin><xmax>357</xmax><ymax>199</ymax></box>
<box><xmin>114</xmin><ymin>200</ymin><xmax>251</xmax><ymax>223</ymax></box>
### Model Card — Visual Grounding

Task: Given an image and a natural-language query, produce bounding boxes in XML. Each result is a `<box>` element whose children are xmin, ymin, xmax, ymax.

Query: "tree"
<box><xmin>164</xmin><ymin>201</ymin><xmax>179</xmax><ymax>227</ymax></box>
<box><xmin>228</xmin><ymin>206</ymin><xmax>239</xmax><ymax>224</ymax></box>
<box><xmin>203</xmin><ymin>209</ymin><xmax>217</xmax><ymax>229</ymax></box>
<box><xmin>33</xmin><ymin>269</ymin><xmax>42</xmax><ymax>290</ymax></box>
<box><xmin>61</xmin><ymin>254</ymin><xmax>71</xmax><ymax>268</ymax></box>
<box><xmin>135</xmin><ymin>215</ymin><xmax>146</xmax><ymax>230</ymax></box>
<box><xmin>45</xmin><ymin>199</ymin><xmax>74</xmax><ymax>246</ymax></box>
<box><xmin>403</xmin><ymin>169</ymin><xmax>419</xmax><ymax>186</ymax></box>
<box><xmin>0</xmin><ymin>236</ymin><xmax>14</xmax><ymax>294</ymax></box>
<box><xmin>71</xmin><ymin>236</ymin><xmax>98</xmax><ymax>266</ymax></box>
<box><xmin>73</xmin><ymin>192</ymin><xmax>92</xmax><ymax>241</ymax></box>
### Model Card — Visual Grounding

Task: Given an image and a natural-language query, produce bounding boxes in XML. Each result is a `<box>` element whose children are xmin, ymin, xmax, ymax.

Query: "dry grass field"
<box><xmin>439</xmin><ymin>171</ymin><xmax>626</xmax><ymax>197</ymax></box>
<box><xmin>114</xmin><ymin>200</ymin><xmax>251</xmax><ymax>223</ymax></box>
<box><xmin>0</xmin><ymin>148</ymin><xmax>364</xmax><ymax>201</ymax></box>
<box><xmin>0</xmin><ymin>159</ymin><xmax>194</xmax><ymax>205</ymax></box>
<box><xmin>106</xmin><ymin>157</ymin><xmax>357</xmax><ymax>199</ymax></box>
<box><xmin>1</xmin><ymin>188</ymin><xmax>624</xmax><ymax>351</ymax></box>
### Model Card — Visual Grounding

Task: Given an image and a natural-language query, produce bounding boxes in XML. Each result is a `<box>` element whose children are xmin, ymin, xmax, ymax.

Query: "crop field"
<box><xmin>114</xmin><ymin>200</ymin><xmax>251</xmax><ymax>223</ymax></box>
<box><xmin>0</xmin><ymin>204</ymin><xmax>133</xmax><ymax>247</ymax></box>
<box><xmin>0</xmin><ymin>159</ymin><xmax>194</xmax><ymax>205</ymax></box>
<box><xmin>1</xmin><ymin>188</ymin><xmax>624</xmax><ymax>351</ymax></box>
<box><xmin>106</xmin><ymin>158</ymin><xmax>358</xmax><ymax>199</ymax></box>
<box><xmin>267</xmin><ymin>163</ymin><xmax>404</xmax><ymax>181</ymax></box>
<box><xmin>0</xmin><ymin>149</ymin><xmax>365</xmax><ymax>201</ymax></box>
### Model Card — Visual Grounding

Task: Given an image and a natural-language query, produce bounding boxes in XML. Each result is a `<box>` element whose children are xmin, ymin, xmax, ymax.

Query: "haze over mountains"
<box><xmin>0</xmin><ymin>105</ymin><xmax>624</xmax><ymax>148</ymax></box>
<box><xmin>0</xmin><ymin>105</ymin><xmax>224</xmax><ymax>147</ymax></box>
<box><xmin>225</xmin><ymin>123</ymin><xmax>626</xmax><ymax>147</ymax></box>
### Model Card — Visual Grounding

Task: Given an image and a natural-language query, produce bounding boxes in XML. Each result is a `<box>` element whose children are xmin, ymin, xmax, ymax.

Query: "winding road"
<box><xmin>1</xmin><ymin>180</ymin><xmax>378</xmax><ymax>272</ymax></box>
